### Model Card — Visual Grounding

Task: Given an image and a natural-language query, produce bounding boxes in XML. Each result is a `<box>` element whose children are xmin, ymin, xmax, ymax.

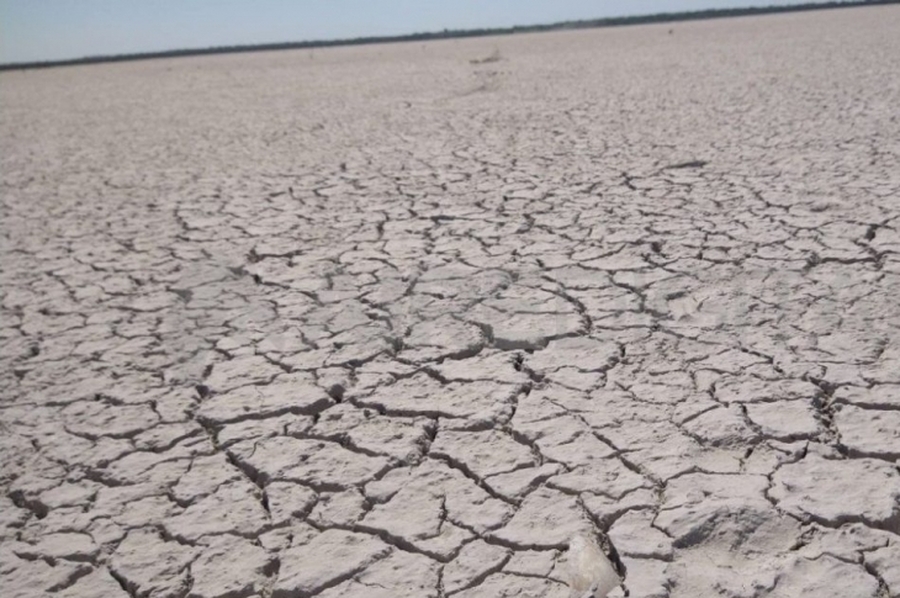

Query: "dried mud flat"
<box><xmin>2</xmin><ymin>6</ymin><xmax>900</xmax><ymax>598</ymax></box>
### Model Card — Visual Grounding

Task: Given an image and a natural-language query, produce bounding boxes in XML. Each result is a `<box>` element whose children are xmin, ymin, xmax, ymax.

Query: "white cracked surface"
<box><xmin>1</xmin><ymin>6</ymin><xmax>900</xmax><ymax>598</ymax></box>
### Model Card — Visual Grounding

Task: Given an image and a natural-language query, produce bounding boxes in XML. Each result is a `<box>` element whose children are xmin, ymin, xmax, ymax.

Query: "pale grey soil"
<box><xmin>1</xmin><ymin>6</ymin><xmax>899</xmax><ymax>598</ymax></box>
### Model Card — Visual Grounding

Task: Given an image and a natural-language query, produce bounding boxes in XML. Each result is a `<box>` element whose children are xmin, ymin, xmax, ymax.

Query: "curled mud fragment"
<box><xmin>565</xmin><ymin>534</ymin><xmax>621</xmax><ymax>598</ymax></box>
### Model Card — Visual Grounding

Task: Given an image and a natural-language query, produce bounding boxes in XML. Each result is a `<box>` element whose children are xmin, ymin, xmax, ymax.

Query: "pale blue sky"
<box><xmin>1</xmin><ymin>0</ymin><xmax>821</xmax><ymax>64</ymax></box>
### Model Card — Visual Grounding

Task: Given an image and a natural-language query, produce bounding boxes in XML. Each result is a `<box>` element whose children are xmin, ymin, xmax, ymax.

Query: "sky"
<box><xmin>1</xmin><ymin>0</ymin><xmax>825</xmax><ymax>64</ymax></box>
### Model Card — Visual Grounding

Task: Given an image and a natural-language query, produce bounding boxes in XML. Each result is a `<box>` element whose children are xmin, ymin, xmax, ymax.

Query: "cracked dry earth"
<box><xmin>2</xmin><ymin>7</ymin><xmax>900</xmax><ymax>598</ymax></box>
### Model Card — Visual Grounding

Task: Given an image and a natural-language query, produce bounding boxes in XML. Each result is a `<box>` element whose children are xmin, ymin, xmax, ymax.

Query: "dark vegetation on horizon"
<box><xmin>1</xmin><ymin>0</ymin><xmax>896</xmax><ymax>71</ymax></box>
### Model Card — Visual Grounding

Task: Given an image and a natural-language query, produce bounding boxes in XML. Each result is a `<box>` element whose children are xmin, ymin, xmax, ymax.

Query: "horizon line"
<box><xmin>1</xmin><ymin>0</ymin><xmax>896</xmax><ymax>72</ymax></box>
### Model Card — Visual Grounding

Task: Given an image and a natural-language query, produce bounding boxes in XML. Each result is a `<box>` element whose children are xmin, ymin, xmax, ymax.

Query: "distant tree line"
<box><xmin>1</xmin><ymin>0</ymin><xmax>896</xmax><ymax>71</ymax></box>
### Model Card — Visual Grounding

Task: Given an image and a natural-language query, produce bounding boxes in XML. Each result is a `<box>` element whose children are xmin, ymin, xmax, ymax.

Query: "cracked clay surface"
<box><xmin>2</xmin><ymin>7</ymin><xmax>900</xmax><ymax>598</ymax></box>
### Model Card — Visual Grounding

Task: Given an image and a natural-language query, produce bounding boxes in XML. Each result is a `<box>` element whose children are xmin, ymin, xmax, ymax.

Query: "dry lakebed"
<box><xmin>1</xmin><ymin>5</ymin><xmax>899</xmax><ymax>598</ymax></box>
